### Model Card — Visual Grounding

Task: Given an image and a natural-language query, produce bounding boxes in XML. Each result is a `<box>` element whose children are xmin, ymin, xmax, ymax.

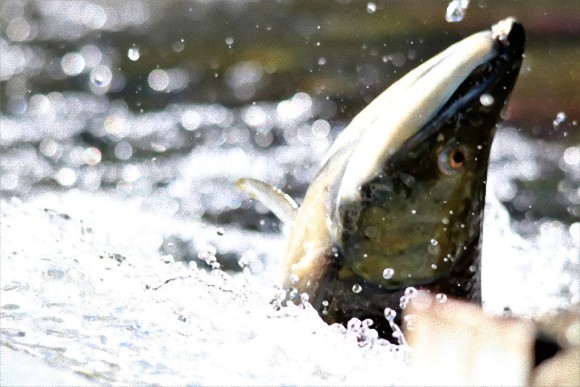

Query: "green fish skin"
<box><xmin>238</xmin><ymin>18</ymin><xmax>525</xmax><ymax>339</ymax></box>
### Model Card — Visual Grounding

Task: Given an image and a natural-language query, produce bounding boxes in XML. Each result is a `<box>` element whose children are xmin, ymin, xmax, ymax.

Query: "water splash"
<box><xmin>445</xmin><ymin>0</ymin><xmax>470</xmax><ymax>23</ymax></box>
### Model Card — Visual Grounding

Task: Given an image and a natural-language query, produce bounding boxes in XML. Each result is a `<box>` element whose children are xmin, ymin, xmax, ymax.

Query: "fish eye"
<box><xmin>438</xmin><ymin>143</ymin><xmax>467</xmax><ymax>175</ymax></box>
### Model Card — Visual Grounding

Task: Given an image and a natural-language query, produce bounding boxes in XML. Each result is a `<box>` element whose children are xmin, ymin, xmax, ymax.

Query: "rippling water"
<box><xmin>1</xmin><ymin>1</ymin><xmax>578</xmax><ymax>385</ymax></box>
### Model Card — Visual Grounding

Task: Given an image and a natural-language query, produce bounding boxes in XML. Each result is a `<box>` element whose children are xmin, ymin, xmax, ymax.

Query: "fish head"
<box><xmin>327</xmin><ymin>18</ymin><xmax>525</xmax><ymax>295</ymax></box>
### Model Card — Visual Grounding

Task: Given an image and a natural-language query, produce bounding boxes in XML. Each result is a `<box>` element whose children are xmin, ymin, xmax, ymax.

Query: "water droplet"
<box><xmin>428</xmin><ymin>239</ymin><xmax>440</xmax><ymax>255</ymax></box>
<box><xmin>83</xmin><ymin>147</ymin><xmax>102</xmax><ymax>166</ymax></box>
<box><xmin>127</xmin><ymin>46</ymin><xmax>140</xmax><ymax>61</ymax></box>
<box><xmin>61</xmin><ymin>52</ymin><xmax>86</xmax><ymax>76</ymax></box>
<box><xmin>162</xmin><ymin>254</ymin><xmax>174</xmax><ymax>264</ymax></box>
<box><xmin>382</xmin><ymin>268</ymin><xmax>394</xmax><ymax>279</ymax></box>
<box><xmin>198</xmin><ymin>245</ymin><xmax>217</xmax><ymax>267</ymax></box>
<box><xmin>553</xmin><ymin>111</ymin><xmax>567</xmax><ymax>127</ymax></box>
<box><xmin>6</xmin><ymin>17</ymin><xmax>32</xmax><ymax>42</ymax></box>
<box><xmin>384</xmin><ymin>308</ymin><xmax>396</xmax><ymax>321</ymax></box>
<box><xmin>347</xmin><ymin>317</ymin><xmax>362</xmax><ymax>331</ymax></box>
<box><xmin>445</xmin><ymin>0</ymin><xmax>470</xmax><ymax>23</ymax></box>
<box><xmin>404</xmin><ymin>287</ymin><xmax>417</xmax><ymax>297</ymax></box>
<box><xmin>90</xmin><ymin>65</ymin><xmax>112</xmax><ymax>88</ymax></box>
<box><xmin>311</xmin><ymin>119</ymin><xmax>331</xmax><ymax>138</ymax></box>
<box><xmin>148</xmin><ymin>69</ymin><xmax>169</xmax><ymax>92</ymax></box>
<box><xmin>290</xmin><ymin>274</ymin><xmax>299</xmax><ymax>284</ymax></box>
<box><xmin>479</xmin><ymin>93</ymin><xmax>494</xmax><ymax>106</ymax></box>
<box><xmin>366</xmin><ymin>2</ymin><xmax>377</xmax><ymax>14</ymax></box>
<box><xmin>56</xmin><ymin>168</ymin><xmax>77</xmax><ymax>187</ymax></box>
<box><xmin>114</xmin><ymin>142</ymin><xmax>133</xmax><ymax>161</ymax></box>
<box><xmin>399</xmin><ymin>296</ymin><xmax>408</xmax><ymax>309</ymax></box>
<box><xmin>352</xmin><ymin>283</ymin><xmax>362</xmax><ymax>293</ymax></box>
<box><xmin>237</xmin><ymin>255</ymin><xmax>248</xmax><ymax>268</ymax></box>
<box><xmin>39</xmin><ymin>139</ymin><xmax>59</xmax><ymax>158</ymax></box>
<box><xmin>436</xmin><ymin>293</ymin><xmax>448</xmax><ymax>303</ymax></box>
<box><xmin>563</xmin><ymin>146</ymin><xmax>579</xmax><ymax>167</ymax></box>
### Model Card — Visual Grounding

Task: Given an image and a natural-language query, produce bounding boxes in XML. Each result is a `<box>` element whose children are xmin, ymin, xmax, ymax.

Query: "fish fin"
<box><xmin>236</xmin><ymin>178</ymin><xmax>299</xmax><ymax>224</ymax></box>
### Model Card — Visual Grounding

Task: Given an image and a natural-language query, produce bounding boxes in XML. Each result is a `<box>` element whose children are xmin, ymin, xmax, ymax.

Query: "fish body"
<box><xmin>238</xmin><ymin>18</ymin><xmax>525</xmax><ymax>337</ymax></box>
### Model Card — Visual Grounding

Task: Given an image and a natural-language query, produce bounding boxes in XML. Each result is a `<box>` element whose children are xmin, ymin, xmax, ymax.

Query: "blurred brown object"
<box><xmin>405</xmin><ymin>293</ymin><xmax>579</xmax><ymax>386</ymax></box>
<box><xmin>531</xmin><ymin>308</ymin><xmax>580</xmax><ymax>386</ymax></box>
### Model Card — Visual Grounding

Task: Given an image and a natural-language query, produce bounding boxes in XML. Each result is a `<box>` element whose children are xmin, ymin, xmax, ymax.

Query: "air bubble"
<box><xmin>352</xmin><ymin>283</ymin><xmax>362</xmax><ymax>293</ymax></box>
<box><xmin>435</xmin><ymin>293</ymin><xmax>448</xmax><ymax>303</ymax></box>
<box><xmin>366</xmin><ymin>2</ymin><xmax>377</xmax><ymax>13</ymax></box>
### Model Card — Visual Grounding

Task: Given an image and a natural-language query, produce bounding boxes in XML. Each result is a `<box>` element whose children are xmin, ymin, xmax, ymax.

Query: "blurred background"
<box><xmin>1</xmin><ymin>0</ymin><xmax>578</xmax><ymax>252</ymax></box>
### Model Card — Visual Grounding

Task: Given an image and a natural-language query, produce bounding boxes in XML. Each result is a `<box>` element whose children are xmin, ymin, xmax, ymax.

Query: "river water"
<box><xmin>1</xmin><ymin>1</ymin><xmax>578</xmax><ymax>385</ymax></box>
